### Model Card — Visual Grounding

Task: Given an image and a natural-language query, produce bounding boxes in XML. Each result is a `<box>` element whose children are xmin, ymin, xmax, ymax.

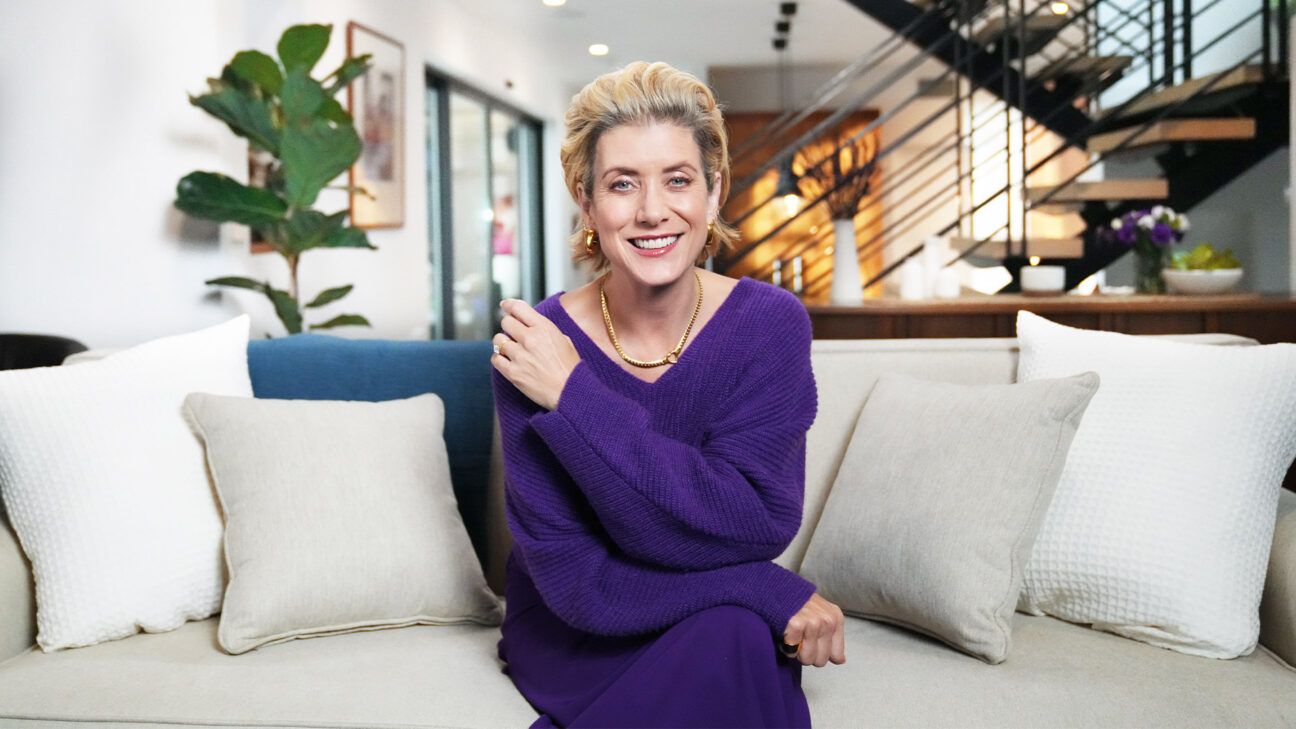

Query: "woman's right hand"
<box><xmin>783</xmin><ymin>593</ymin><xmax>846</xmax><ymax>667</ymax></box>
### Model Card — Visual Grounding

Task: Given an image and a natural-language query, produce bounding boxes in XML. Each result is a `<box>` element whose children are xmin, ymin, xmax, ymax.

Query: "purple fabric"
<box><xmin>491</xmin><ymin>275</ymin><xmax>819</xmax><ymax>727</ymax></box>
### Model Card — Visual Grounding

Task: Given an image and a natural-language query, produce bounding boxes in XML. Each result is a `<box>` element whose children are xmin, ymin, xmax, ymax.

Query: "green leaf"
<box><xmin>324</xmin><ymin>54</ymin><xmax>372</xmax><ymax>95</ymax></box>
<box><xmin>189</xmin><ymin>86</ymin><xmax>280</xmax><ymax>153</ymax></box>
<box><xmin>277</xmin><ymin>24</ymin><xmax>331</xmax><ymax>73</ymax></box>
<box><xmin>324</xmin><ymin>224</ymin><xmax>377</xmax><ymax>250</ymax></box>
<box><xmin>205</xmin><ymin>276</ymin><xmax>267</xmax><ymax>292</ymax></box>
<box><xmin>319</xmin><ymin>96</ymin><xmax>351</xmax><ymax>124</ymax></box>
<box><xmin>310</xmin><ymin>314</ymin><xmax>371</xmax><ymax>330</ymax></box>
<box><xmin>280</xmin><ymin>67</ymin><xmax>325</xmax><ymax>125</ymax></box>
<box><xmin>175</xmin><ymin>172</ymin><xmax>287</xmax><ymax>227</ymax></box>
<box><xmin>276</xmin><ymin>209</ymin><xmax>347</xmax><ymax>254</ymax></box>
<box><xmin>280</xmin><ymin>118</ymin><xmax>361</xmax><ymax>207</ymax></box>
<box><xmin>304</xmin><ymin>284</ymin><xmax>354</xmax><ymax>308</ymax></box>
<box><xmin>227</xmin><ymin>50</ymin><xmax>283</xmax><ymax>94</ymax></box>
<box><xmin>266</xmin><ymin>287</ymin><xmax>303</xmax><ymax>334</ymax></box>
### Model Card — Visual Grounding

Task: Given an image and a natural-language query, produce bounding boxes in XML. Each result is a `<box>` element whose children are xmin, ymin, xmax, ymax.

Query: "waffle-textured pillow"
<box><xmin>0</xmin><ymin>315</ymin><xmax>252</xmax><ymax>651</ymax></box>
<box><xmin>800</xmin><ymin>370</ymin><xmax>1100</xmax><ymax>663</ymax></box>
<box><xmin>1016</xmin><ymin>310</ymin><xmax>1296</xmax><ymax>658</ymax></box>
<box><xmin>183</xmin><ymin>392</ymin><xmax>503</xmax><ymax>655</ymax></box>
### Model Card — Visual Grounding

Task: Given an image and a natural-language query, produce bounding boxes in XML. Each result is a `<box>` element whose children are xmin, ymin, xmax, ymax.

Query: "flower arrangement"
<box><xmin>1099</xmin><ymin>206</ymin><xmax>1190</xmax><ymax>294</ymax></box>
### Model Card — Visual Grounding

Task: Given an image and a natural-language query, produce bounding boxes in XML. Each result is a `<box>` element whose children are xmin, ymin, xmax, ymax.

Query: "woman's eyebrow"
<box><xmin>601</xmin><ymin>162</ymin><xmax>698</xmax><ymax>179</ymax></box>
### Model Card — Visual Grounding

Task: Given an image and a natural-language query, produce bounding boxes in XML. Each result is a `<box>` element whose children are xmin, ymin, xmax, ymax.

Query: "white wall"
<box><xmin>0</xmin><ymin>0</ymin><xmax>577</xmax><ymax>347</ymax></box>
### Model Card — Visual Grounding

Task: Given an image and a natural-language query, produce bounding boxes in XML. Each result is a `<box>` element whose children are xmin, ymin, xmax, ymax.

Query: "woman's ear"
<box><xmin>576</xmin><ymin>186</ymin><xmax>593</xmax><ymax>228</ymax></box>
<box><xmin>707</xmin><ymin>171</ymin><xmax>723</xmax><ymax>221</ymax></box>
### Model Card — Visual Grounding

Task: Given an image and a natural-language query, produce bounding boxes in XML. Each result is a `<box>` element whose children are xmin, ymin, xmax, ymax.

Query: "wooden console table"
<box><xmin>806</xmin><ymin>292</ymin><xmax>1296</xmax><ymax>344</ymax></box>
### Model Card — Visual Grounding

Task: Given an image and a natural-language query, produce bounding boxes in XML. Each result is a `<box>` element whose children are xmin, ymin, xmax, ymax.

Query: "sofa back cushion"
<box><xmin>247</xmin><ymin>335</ymin><xmax>496</xmax><ymax>576</ymax></box>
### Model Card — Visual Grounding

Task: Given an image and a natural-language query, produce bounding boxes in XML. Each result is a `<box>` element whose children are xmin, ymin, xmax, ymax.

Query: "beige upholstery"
<box><xmin>2</xmin><ymin>331</ymin><xmax>1293</xmax><ymax>728</ymax></box>
<box><xmin>0</xmin><ymin>618</ymin><xmax>538</xmax><ymax>727</ymax></box>
<box><xmin>1262</xmin><ymin>488</ymin><xmax>1296</xmax><ymax>668</ymax></box>
<box><xmin>805</xmin><ymin>612</ymin><xmax>1296</xmax><ymax>728</ymax></box>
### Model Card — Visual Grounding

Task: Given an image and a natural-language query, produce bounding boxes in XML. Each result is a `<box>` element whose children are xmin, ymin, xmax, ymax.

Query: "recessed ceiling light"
<box><xmin>1050</xmin><ymin>1</ymin><xmax>1070</xmax><ymax>14</ymax></box>
<box><xmin>588</xmin><ymin>43</ymin><xmax>609</xmax><ymax>56</ymax></box>
<box><xmin>543</xmin><ymin>0</ymin><xmax>566</xmax><ymax>6</ymax></box>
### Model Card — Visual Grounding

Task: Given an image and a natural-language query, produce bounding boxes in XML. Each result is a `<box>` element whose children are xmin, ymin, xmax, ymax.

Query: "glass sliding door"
<box><xmin>426</xmin><ymin>71</ymin><xmax>543</xmax><ymax>340</ymax></box>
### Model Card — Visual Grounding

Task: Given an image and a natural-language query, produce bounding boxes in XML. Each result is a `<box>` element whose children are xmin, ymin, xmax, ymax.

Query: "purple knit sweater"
<box><xmin>491</xmin><ymin>275</ymin><xmax>819</xmax><ymax>637</ymax></box>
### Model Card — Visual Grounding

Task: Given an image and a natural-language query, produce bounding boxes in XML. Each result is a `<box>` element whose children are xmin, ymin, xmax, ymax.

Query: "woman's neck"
<box><xmin>599</xmin><ymin>269</ymin><xmax>701</xmax><ymax>345</ymax></box>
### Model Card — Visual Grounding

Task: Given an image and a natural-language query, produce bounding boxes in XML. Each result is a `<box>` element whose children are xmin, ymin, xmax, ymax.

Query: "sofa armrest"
<box><xmin>0</xmin><ymin>506</ymin><xmax>36</xmax><ymax>662</ymax></box>
<box><xmin>1261</xmin><ymin>488</ymin><xmax>1296</xmax><ymax>666</ymax></box>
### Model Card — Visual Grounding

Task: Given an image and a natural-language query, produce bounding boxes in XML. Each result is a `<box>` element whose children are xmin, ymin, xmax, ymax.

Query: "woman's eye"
<box><xmin>669</xmin><ymin>176</ymin><xmax>690</xmax><ymax>187</ymax></box>
<box><xmin>610</xmin><ymin>180</ymin><xmax>632</xmax><ymax>191</ymax></box>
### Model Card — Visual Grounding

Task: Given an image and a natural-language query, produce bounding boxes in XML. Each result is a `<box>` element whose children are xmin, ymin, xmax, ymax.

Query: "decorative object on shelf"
<box><xmin>1021</xmin><ymin>258</ymin><xmax>1067</xmax><ymax>295</ymax></box>
<box><xmin>1165</xmin><ymin>243</ymin><xmax>1244</xmax><ymax>294</ymax></box>
<box><xmin>175</xmin><ymin>23</ymin><xmax>377</xmax><ymax>336</ymax></box>
<box><xmin>347</xmin><ymin>22</ymin><xmax>405</xmax><ymax>229</ymax></box>
<box><xmin>898</xmin><ymin>236</ymin><xmax>958</xmax><ymax>300</ymax></box>
<box><xmin>1099</xmin><ymin>206</ymin><xmax>1189</xmax><ymax>294</ymax></box>
<box><xmin>794</xmin><ymin>121</ymin><xmax>880</xmax><ymax>306</ymax></box>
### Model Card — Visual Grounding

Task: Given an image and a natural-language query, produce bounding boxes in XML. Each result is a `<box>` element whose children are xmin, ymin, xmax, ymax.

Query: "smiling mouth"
<box><xmin>629</xmin><ymin>234</ymin><xmax>681</xmax><ymax>250</ymax></box>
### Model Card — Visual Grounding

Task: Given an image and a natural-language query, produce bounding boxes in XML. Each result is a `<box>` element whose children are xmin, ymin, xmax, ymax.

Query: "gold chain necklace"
<box><xmin>600</xmin><ymin>269</ymin><xmax>703</xmax><ymax>368</ymax></box>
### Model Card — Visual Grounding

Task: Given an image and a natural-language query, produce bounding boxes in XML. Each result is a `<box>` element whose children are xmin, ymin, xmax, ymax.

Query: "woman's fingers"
<box><xmin>830</xmin><ymin>610</ymin><xmax>847</xmax><ymax>665</ymax></box>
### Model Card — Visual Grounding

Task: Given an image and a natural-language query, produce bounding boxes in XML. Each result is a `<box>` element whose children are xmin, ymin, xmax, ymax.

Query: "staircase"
<box><xmin>717</xmin><ymin>0</ymin><xmax>1290</xmax><ymax>298</ymax></box>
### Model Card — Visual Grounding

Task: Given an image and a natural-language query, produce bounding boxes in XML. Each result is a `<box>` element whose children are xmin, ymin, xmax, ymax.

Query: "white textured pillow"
<box><xmin>183</xmin><ymin>392</ymin><xmax>504</xmax><ymax>655</ymax></box>
<box><xmin>1016</xmin><ymin>310</ymin><xmax>1296</xmax><ymax>658</ymax></box>
<box><xmin>0</xmin><ymin>315</ymin><xmax>252</xmax><ymax>651</ymax></box>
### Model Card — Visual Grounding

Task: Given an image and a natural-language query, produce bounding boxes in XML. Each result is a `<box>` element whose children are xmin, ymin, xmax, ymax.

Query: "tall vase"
<box><xmin>1134</xmin><ymin>246</ymin><xmax>1168</xmax><ymax>294</ymax></box>
<box><xmin>830</xmin><ymin>218</ymin><xmax>863</xmax><ymax>305</ymax></box>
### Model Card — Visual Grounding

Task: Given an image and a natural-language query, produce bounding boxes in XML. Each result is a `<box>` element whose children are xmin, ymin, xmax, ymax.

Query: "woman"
<box><xmin>490</xmin><ymin>61</ymin><xmax>845</xmax><ymax>728</ymax></box>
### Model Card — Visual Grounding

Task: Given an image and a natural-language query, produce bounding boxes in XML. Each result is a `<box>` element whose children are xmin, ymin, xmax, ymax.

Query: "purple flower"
<box><xmin>1116</xmin><ymin>225</ymin><xmax>1137</xmax><ymax>244</ymax></box>
<box><xmin>1150</xmin><ymin>222</ymin><xmax>1174</xmax><ymax>245</ymax></box>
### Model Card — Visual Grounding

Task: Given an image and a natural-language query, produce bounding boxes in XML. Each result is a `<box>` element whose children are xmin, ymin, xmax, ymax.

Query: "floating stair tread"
<box><xmin>1087</xmin><ymin>117</ymin><xmax>1256</xmax><ymax>154</ymax></box>
<box><xmin>952</xmin><ymin>236</ymin><xmax>1084</xmax><ymax>258</ymax></box>
<box><xmin>971</xmin><ymin>14</ymin><xmax>1069</xmax><ymax>46</ymax></box>
<box><xmin>1027</xmin><ymin>178</ymin><xmax>1168</xmax><ymax>203</ymax></box>
<box><xmin>1097</xmin><ymin>64</ymin><xmax>1267</xmax><ymax>119</ymax></box>
<box><xmin>1036</xmin><ymin>55</ymin><xmax>1133</xmax><ymax>81</ymax></box>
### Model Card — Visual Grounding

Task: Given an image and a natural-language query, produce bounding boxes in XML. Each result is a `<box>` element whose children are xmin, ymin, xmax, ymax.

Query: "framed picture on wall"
<box><xmin>347</xmin><ymin>21</ymin><xmax>405</xmax><ymax>229</ymax></box>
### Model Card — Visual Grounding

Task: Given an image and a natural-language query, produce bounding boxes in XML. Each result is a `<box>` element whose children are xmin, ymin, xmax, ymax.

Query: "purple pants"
<box><xmin>498</xmin><ymin>551</ymin><xmax>812</xmax><ymax>728</ymax></box>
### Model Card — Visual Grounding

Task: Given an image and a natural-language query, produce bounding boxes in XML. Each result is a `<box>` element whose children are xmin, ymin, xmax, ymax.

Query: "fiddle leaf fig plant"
<box><xmin>175</xmin><ymin>23</ymin><xmax>377</xmax><ymax>335</ymax></box>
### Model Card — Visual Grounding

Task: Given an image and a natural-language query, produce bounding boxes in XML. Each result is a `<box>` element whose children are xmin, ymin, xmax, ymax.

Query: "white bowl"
<box><xmin>1162</xmin><ymin>268</ymin><xmax>1244</xmax><ymax>295</ymax></box>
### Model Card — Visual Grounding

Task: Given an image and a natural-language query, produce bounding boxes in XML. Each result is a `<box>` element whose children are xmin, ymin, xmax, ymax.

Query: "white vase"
<box><xmin>830</xmin><ymin>218</ymin><xmax>864</xmax><ymax>305</ymax></box>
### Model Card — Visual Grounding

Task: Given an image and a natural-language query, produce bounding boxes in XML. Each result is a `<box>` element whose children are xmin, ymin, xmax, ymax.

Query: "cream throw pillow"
<box><xmin>1016</xmin><ymin>310</ymin><xmax>1296</xmax><ymax>659</ymax></box>
<box><xmin>183</xmin><ymin>392</ymin><xmax>503</xmax><ymax>655</ymax></box>
<box><xmin>800</xmin><ymin>370</ymin><xmax>1100</xmax><ymax>663</ymax></box>
<box><xmin>0</xmin><ymin>315</ymin><xmax>252</xmax><ymax>651</ymax></box>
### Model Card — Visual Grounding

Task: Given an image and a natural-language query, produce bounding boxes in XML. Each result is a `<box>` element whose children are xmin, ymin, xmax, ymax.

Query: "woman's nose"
<box><xmin>636</xmin><ymin>181</ymin><xmax>668</xmax><ymax>224</ymax></box>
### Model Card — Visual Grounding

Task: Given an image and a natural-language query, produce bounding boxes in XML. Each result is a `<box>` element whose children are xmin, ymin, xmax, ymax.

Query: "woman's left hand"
<box><xmin>492</xmin><ymin>299</ymin><xmax>582</xmax><ymax>411</ymax></box>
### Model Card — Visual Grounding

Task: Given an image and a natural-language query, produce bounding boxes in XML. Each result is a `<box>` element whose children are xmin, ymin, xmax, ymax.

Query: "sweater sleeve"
<box><xmin>491</xmin><ymin>364</ymin><xmax>817</xmax><ymax>638</ymax></box>
<box><xmin>525</xmin><ymin>297</ymin><xmax>818</xmax><ymax>571</ymax></box>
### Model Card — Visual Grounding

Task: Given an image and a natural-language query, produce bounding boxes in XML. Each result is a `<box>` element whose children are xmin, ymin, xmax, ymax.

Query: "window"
<box><xmin>426</xmin><ymin>70</ymin><xmax>543</xmax><ymax>340</ymax></box>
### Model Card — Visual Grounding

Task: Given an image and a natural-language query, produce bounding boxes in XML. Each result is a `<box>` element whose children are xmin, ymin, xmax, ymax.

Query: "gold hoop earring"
<box><xmin>706</xmin><ymin>220</ymin><xmax>716</xmax><ymax>253</ymax></box>
<box><xmin>584</xmin><ymin>228</ymin><xmax>598</xmax><ymax>255</ymax></box>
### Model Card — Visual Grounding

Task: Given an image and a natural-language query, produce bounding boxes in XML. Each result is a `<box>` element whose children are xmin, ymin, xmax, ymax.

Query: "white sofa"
<box><xmin>1</xmin><ymin>333</ymin><xmax>1294</xmax><ymax>728</ymax></box>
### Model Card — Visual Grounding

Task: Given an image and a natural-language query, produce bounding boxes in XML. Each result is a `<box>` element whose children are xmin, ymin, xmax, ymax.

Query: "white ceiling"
<box><xmin>456</xmin><ymin>0</ymin><xmax>893</xmax><ymax>91</ymax></box>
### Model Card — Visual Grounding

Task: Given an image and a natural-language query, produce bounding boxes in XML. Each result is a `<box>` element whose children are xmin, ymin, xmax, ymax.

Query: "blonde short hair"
<box><xmin>560</xmin><ymin>61</ymin><xmax>740</xmax><ymax>273</ymax></box>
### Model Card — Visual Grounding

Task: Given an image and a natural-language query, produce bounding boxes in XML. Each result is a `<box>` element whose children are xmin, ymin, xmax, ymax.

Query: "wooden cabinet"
<box><xmin>806</xmin><ymin>293</ymin><xmax>1296</xmax><ymax>344</ymax></box>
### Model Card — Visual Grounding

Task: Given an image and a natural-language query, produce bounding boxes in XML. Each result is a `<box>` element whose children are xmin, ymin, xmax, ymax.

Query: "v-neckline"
<box><xmin>551</xmin><ymin>275</ymin><xmax>754</xmax><ymax>389</ymax></box>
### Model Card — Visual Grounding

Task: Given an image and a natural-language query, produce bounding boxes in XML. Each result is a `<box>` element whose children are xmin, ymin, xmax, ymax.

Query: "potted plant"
<box><xmin>1100</xmin><ymin>206</ymin><xmax>1189</xmax><ymax>294</ymax></box>
<box><xmin>174</xmin><ymin>23</ymin><xmax>376</xmax><ymax>335</ymax></box>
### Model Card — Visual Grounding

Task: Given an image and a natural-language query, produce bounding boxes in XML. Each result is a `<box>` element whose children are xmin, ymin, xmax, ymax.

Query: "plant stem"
<box><xmin>288</xmin><ymin>254</ymin><xmax>300</xmax><ymax>301</ymax></box>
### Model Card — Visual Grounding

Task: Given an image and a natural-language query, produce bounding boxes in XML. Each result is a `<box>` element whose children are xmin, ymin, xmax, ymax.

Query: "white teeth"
<box><xmin>630</xmin><ymin>235</ymin><xmax>679</xmax><ymax>250</ymax></box>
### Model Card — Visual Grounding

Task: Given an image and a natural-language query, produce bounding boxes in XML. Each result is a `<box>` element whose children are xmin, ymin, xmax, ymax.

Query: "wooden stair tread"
<box><xmin>1036</xmin><ymin>55</ymin><xmax>1133</xmax><ymax>81</ymax></box>
<box><xmin>971</xmin><ymin>14</ymin><xmax>1069</xmax><ymax>46</ymax></box>
<box><xmin>1087</xmin><ymin>117</ymin><xmax>1256</xmax><ymax>154</ymax></box>
<box><xmin>952</xmin><ymin>236</ymin><xmax>1084</xmax><ymax>258</ymax></box>
<box><xmin>1096</xmin><ymin>64</ymin><xmax>1266</xmax><ymax>119</ymax></box>
<box><xmin>1027</xmin><ymin>178</ymin><xmax>1168</xmax><ymax>204</ymax></box>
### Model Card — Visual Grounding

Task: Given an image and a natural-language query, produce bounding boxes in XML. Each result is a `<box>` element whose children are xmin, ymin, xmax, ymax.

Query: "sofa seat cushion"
<box><xmin>0</xmin><ymin>618</ymin><xmax>539</xmax><ymax>728</ymax></box>
<box><xmin>805</xmin><ymin>614</ymin><xmax>1296</xmax><ymax>728</ymax></box>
